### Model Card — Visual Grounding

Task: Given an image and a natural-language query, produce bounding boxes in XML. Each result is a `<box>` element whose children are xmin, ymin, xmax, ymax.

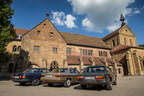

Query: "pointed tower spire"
<box><xmin>46</xmin><ymin>13</ymin><xmax>49</xmax><ymax>18</ymax></box>
<box><xmin>120</xmin><ymin>14</ymin><xmax>125</xmax><ymax>27</ymax></box>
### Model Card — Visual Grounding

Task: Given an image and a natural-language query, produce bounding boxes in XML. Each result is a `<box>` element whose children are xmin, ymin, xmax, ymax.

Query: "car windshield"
<box><xmin>30</xmin><ymin>68</ymin><xmax>40</xmax><ymax>72</ymax></box>
<box><xmin>85</xmin><ymin>66</ymin><xmax>105</xmax><ymax>73</ymax></box>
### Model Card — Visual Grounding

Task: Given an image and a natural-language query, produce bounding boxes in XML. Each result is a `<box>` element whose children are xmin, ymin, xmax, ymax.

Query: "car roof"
<box><xmin>87</xmin><ymin>66</ymin><xmax>106</xmax><ymax>68</ymax></box>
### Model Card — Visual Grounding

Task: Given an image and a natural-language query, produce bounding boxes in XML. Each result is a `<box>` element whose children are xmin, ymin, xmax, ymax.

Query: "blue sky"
<box><xmin>11</xmin><ymin>0</ymin><xmax>144</xmax><ymax>45</ymax></box>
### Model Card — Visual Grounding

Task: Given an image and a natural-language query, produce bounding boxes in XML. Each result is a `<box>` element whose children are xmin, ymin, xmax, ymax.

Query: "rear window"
<box><xmin>52</xmin><ymin>69</ymin><xmax>68</xmax><ymax>73</ymax></box>
<box><xmin>40</xmin><ymin>69</ymin><xmax>50</xmax><ymax>73</ymax></box>
<box><xmin>85</xmin><ymin>66</ymin><xmax>105</xmax><ymax>73</ymax></box>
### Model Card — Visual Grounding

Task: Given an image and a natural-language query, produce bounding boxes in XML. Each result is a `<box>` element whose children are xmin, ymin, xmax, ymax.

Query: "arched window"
<box><xmin>13</xmin><ymin>45</ymin><xmax>17</xmax><ymax>52</ymax></box>
<box><xmin>130</xmin><ymin>39</ymin><xmax>133</xmax><ymax>46</ymax></box>
<box><xmin>118</xmin><ymin>68</ymin><xmax>121</xmax><ymax>74</ymax></box>
<box><xmin>18</xmin><ymin>46</ymin><xmax>21</xmax><ymax>52</ymax></box>
<box><xmin>124</xmin><ymin>38</ymin><xmax>127</xmax><ymax>45</ymax></box>
<box><xmin>112</xmin><ymin>40</ymin><xmax>115</xmax><ymax>47</ymax></box>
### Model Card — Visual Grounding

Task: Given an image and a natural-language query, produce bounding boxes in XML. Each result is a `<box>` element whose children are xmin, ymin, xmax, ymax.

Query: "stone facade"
<box><xmin>22</xmin><ymin>18</ymin><xmax>112</xmax><ymax>72</ymax></box>
<box><xmin>103</xmin><ymin>24</ymin><xmax>144</xmax><ymax>76</ymax></box>
<box><xmin>4</xmin><ymin>14</ymin><xmax>144</xmax><ymax>77</ymax></box>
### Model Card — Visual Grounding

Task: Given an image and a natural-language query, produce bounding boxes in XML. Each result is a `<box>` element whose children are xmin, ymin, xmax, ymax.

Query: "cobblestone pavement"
<box><xmin>0</xmin><ymin>76</ymin><xmax>144</xmax><ymax>96</ymax></box>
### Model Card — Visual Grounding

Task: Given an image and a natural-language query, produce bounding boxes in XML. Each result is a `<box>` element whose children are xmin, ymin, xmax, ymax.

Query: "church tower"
<box><xmin>103</xmin><ymin>14</ymin><xmax>137</xmax><ymax>48</ymax></box>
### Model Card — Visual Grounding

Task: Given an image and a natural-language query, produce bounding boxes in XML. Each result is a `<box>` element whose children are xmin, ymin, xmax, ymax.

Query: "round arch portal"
<box><xmin>50</xmin><ymin>61</ymin><xmax>59</xmax><ymax>71</ymax></box>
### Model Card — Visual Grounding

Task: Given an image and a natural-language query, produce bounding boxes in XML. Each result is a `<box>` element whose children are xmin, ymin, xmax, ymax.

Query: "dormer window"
<box><xmin>17</xmin><ymin>34</ymin><xmax>22</xmax><ymax>39</ymax></box>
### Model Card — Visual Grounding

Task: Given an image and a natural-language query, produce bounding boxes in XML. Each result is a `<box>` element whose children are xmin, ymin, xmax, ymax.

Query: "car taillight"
<box><xmin>20</xmin><ymin>75</ymin><xmax>25</xmax><ymax>78</ymax></box>
<box><xmin>77</xmin><ymin>76</ymin><xmax>84</xmax><ymax>80</ymax></box>
<box><xmin>55</xmin><ymin>75</ymin><xmax>61</xmax><ymax>77</ymax></box>
<box><xmin>10</xmin><ymin>75</ymin><xmax>14</xmax><ymax>78</ymax></box>
<box><xmin>96</xmin><ymin>76</ymin><xmax>104</xmax><ymax>79</ymax></box>
<box><xmin>41</xmin><ymin>74</ymin><xmax>45</xmax><ymax>77</ymax></box>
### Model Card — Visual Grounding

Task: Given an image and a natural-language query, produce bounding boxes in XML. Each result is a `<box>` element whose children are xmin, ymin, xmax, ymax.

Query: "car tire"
<box><xmin>80</xmin><ymin>84</ymin><xmax>87</xmax><ymax>89</ymax></box>
<box><xmin>106</xmin><ymin>82</ymin><xmax>112</xmax><ymax>90</ymax></box>
<box><xmin>64</xmin><ymin>79</ymin><xmax>71</xmax><ymax>87</ymax></box>
<box><xmin>32</xmin><ymin>79</ymin><xmax>40</xmax><ymax>86</ymax></box>
<box><xmin>19</xmin><ymin>82</ymin><xmax>26</xmax><ymax>86</ymax></box>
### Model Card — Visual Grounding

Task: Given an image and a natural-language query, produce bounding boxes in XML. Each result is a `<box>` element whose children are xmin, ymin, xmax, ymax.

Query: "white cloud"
<box><xmin>68</xmin><ymin>0</ymin><xmax>135</xmax><ymax>32</ymax></box>
<box><xmin>64</xmin><ymin>14</ymin><xmax>77</xmax><ymax>28</ymax></box>
<box><xmin>133</xmin><ymin>9</ymin><xmax>140</xmax><ymax>14</ymax></box>
<box><xmin>107</xmin><ymin>23</ymin><xmax>121</xmax><ymax>32</ymax></box>
<box><xmin>52</xmin><ymin>11</ymin><xmax>77</xmax><ymax>28</ymax></box>
<box><xmin>52</xmin><ymin>11</ymin><xmax>65</xmax><ymax>26</ymax></box>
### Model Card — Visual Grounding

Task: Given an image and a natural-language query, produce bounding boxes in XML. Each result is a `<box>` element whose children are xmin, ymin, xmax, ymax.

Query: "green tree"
<box><xmin>139</xmin><ymin>44</ymin><xmax>144</xmax><ymax>47</ymax></box>
<box><xmin>0</xmin><ymin>0</ymin><xmax>16</xmax><ymax>64</ymax></box>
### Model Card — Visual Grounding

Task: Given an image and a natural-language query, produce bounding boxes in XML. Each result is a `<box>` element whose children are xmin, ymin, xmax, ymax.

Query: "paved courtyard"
<box><xmin>0</xmin><ymin>76</ymin><xmax>144</xmax><ymax>96</ymax></box>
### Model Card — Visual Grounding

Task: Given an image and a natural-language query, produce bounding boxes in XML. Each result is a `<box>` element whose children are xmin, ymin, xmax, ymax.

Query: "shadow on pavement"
<box><xmin>74</xmin><ymin>85</ymin><xmax>108</xmax><ymax>91</ymax></box>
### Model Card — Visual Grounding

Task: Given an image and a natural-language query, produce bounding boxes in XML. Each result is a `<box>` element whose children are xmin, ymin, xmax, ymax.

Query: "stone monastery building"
<box><xmin>2</xmin><ymin>14</ymin><xmax>144</xmax><ymax>76</ymax></box>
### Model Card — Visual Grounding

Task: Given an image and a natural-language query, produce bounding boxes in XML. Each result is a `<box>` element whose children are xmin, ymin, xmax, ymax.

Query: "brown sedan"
<box><xmin>41</xmin><ymin>68</ymin><xmax>80</xmax><ymax>87</ymax></box>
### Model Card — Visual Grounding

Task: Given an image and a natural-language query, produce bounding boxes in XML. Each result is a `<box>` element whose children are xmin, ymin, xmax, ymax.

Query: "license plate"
<box><xmin>14</xmin><ymin>76</ymin><xmax>19</xmax><ymax>79</ymax></box>
<box><xmin>85</xmin><ymin>77</ymin><xmax>95</xmax><ymax>80</ymax></box>
<box><xmin>45</xmin><ymin>75</ymin><xmax>52</xmax><ymax>78</ymax></box>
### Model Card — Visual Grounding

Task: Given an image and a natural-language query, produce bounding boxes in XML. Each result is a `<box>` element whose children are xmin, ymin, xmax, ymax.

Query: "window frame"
<box><xmin>53</xmin><ymin>47</ymin><xmax>58</xmax><ymax>54</ymax></box>
<box><xmin>33</xmin><ymin>46</ymin><xmax>40</xmax><ymax>51</ymax></box>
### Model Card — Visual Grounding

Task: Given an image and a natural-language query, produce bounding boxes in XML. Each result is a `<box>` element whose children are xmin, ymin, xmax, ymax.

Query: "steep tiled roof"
<box><xmin>111</xmin><ymin>45</ymin><xmax>129</xmax><ymax>53</ymax></box>
<box><xmin>111</xmin><ymin>45</ymin><xmax>144</xmax><ymax>54</ymax></box>
<box><xmin>67</xmin><ymin>56</ymin><xmax>115</xmax><ymax>66</ymax></box>
<box><xmin>67</xmin><ymin>56</ymin><xmax>80</xmax><ymax>65</ymax></box>
<box><xmin>82</xmin><ymin>56</ymin><xmax>92</xmax><ymax>65</ymax></box>
<box><xmin>102</xmin><ymin>28</ymin><xmax>120</xmax><ymax>41</ymax></box>
<box><xmin>60</xmin><ymin>32</ymin><xmax>110</xmax><ymax>49</ymax></box>
<box><xmin>14</xmin><ymin>28</ymin><xmax>30</xmax><ymax>35</ymax></box>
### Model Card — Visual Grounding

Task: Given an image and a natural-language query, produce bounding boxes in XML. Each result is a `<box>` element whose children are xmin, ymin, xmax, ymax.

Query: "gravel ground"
<box><xmin>0</xmin><ymin>76</ymin><xmax>144</xmax><ymax>96</ymax></box>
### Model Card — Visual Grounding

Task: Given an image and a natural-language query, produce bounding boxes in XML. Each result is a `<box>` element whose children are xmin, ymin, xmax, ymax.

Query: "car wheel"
<box><xmin>19</xmin><ymin>82</ymin><xmax>26</xmax><ymax>86</ymax></box>
<box><xmin>106</xmin><ymin>82</ymin><xmax>112</xmax><ymax>90</ymax></box>
<box><xmin>80</xmin><ymin>84</ymin><xmax>87</xmax><ymax>89</ymax></box>
<box><xmin>64</xmin><ymin>79</ymin><xmax>71</xmax><ymax>87</ymax></box>
<box><xmin>32</xmin><ymin>79</ymin><xmax>40</xmax><ymax>86</ymax></box>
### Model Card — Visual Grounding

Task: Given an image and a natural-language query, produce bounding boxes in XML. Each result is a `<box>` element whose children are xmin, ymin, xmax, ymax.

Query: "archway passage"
<box><xmin>50</xmin><ymin>61</ymin><xmax>59</xmax><ymax>71</ymax></box>
<box><xmin>143</xmin><ymin>60</ymin><xmax>144</xmax><ymax>70</ymax></box>
<box><xmin>8</xmin><ymin>63</ymin><xmax>14</xmax><ymax>73</ymax></box>
<box><xmin>120</xmin><ymin>56</ymin><xmax>129</xmax><ymax>76</ymax></box>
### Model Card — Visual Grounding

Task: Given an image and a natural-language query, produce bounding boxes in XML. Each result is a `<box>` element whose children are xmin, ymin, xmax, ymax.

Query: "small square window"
<box><xmin>34</xmin><ymin>46</ymin><xmax>40</xmax><ymax>51</ymax></box>
<box><xmin>53</xmin><ymin>47</ymin><xmax>58</xmax><ymax>54</ymax></box>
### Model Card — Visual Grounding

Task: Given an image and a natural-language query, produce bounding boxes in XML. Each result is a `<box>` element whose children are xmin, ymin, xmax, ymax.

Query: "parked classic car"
<box><xmin>41</xmin><ymin>68</ymin><xmax>80</xmax><ymax>87</ymax></box>
<box><xmin>10</xmin><ymin>68</ymin><xmax>50</xmax><ymax>86</ymax></box>
<box><xmin>77</xmin><ymin>66</ymin><xmax>117</xmax><ymax>90</ymax></box>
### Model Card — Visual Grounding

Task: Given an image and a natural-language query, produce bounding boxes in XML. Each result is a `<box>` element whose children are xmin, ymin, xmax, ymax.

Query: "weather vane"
<box><xmin>46</xmin><ymin>13</ymin><xmax>49</xmax><ymax>18</ymax></box>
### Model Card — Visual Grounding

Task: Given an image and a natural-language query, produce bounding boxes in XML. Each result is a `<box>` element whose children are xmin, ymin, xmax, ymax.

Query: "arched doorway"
<box><xmin>8</xmin><ymin>63</ymin><xmax>14</xmax><ymax>73</ymax></box>
<box><xmin>50</xmin><ymin>61</ymin><xmax>59</xmax><ymax>71</ymax></box>
<box><xmin>143</xmin><ymin>60</ymin><xmax>144</xmax><ymax>71</ymax></box>
<box><xmin>120</xmin><ymin>56</ymin><xmax>129</xmax><ymax>76</ymax></box>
